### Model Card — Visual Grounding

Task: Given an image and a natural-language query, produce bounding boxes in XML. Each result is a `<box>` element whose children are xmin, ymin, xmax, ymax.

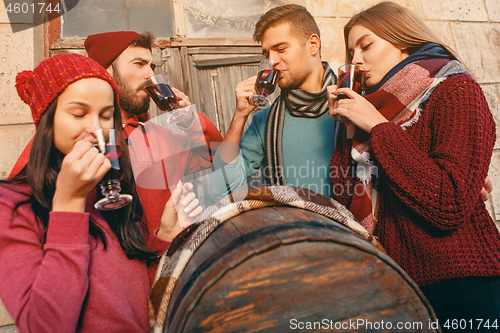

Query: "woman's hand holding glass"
<box><xmin>52</xmin><ymin>139</ymin><xmax>111</xmax><ymax>213</ymax></box>
<box><xmin>328</xmin><ymin>85</ymin><xmax>388</xmax><ymax>133</ymax></box>
<box><xmin>158</xmin><ymin>181</ymin><xmax>203</xmax><ymax>242</ymax></box>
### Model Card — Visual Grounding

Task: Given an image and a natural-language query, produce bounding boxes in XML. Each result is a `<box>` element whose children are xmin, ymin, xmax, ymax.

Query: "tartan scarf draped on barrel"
<box><xmin>342</xmin><ymin>47</ymin><xmax>467</xmax><ymax>233</ymax></box>
<box><xmin>264</xmin><ymin>62</ymin><xmax>338</xmax><ymax>185</ymax></box>
<box><xmin>148</xmin><ymin>185</ymin><xmax>382</xmax><ymax>333</ymax></box>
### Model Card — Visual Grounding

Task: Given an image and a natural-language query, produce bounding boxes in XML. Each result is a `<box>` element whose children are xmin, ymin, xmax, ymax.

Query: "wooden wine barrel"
<box><xmin>164</xmin><ymin>206</ymin><xmax>438</xmax><ymax>333</ymax></box>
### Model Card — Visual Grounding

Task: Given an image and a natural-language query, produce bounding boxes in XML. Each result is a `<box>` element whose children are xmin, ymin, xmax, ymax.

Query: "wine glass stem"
<box><xmin>101</xmin><ymin>179</ymin><xmax>122</xmax><ymax>200</ymax></box>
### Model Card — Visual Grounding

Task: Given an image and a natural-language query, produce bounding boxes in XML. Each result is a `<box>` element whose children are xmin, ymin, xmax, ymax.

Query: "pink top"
<box><xmin>0</xmin><ymin>182</ymin><xmax>168</xmax><ymax>332</ymax></box>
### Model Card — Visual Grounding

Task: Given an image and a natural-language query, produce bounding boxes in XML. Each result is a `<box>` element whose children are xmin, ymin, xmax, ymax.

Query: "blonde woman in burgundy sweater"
<box><xmin>0</xmin><ymin>54</ymin><xmax>201</xmax><ymax>332</ymax></box>
<box><xmin>328</xmin><ymin>2</ymin><xmax>500</xmax><ymax>329</ymax></box>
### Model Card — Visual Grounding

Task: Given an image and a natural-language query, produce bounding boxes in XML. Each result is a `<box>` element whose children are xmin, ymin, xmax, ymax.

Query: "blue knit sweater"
<box><xmin>211</xmin><ymin>106</ymin><xmax>338</xmax><ymax>197</ymax></box>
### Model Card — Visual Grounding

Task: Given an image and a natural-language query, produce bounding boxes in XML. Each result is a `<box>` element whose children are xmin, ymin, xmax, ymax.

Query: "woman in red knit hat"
<box><xmin>0</xmin><ymin>53</ymin><xmax>201</xmax><ymax>332</ymax></box>
<box><xmin>328</xmin><ymin>2</ymin><xmax>500</xmax><ymax>329</ymax></box>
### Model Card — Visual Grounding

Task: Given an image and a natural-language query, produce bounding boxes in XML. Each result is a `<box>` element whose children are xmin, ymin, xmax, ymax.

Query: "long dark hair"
<box><xmin>6</xmin><ymin>95</ymin><xmax>157</xmax><ymax>261</ymax></box>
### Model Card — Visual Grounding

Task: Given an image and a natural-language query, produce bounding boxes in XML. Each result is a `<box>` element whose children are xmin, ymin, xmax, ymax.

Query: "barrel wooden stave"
<box><xmin>186</xmin><ymin>243</ymin><xmax>429</xmax><ymax>332</ymax></box>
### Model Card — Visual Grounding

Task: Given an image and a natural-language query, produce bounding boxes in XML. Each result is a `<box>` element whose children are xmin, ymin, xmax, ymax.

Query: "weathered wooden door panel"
<box><xmin>153</xmin><ymin>45</ymin><xmax>279</xmax><ymax>135</ymax></box>
<box><xmin>150</xmin><ymin>45</ymin><xmax>280</xmax><ymax>207</ymax></box>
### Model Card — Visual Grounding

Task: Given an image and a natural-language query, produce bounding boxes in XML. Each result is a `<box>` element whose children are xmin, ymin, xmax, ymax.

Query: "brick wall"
<box><xmin>1</xmin><ymin>0</ymin><xmax>499</xmax><ymax>330</ymax></box>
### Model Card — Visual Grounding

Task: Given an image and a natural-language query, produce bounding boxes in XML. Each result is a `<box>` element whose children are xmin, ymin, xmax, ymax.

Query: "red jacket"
<box><xmin>330</xmin><ymin>74</ymin><xmax>500</xmax><ymax>286</ymax></box>
<box><xmin>0</xmin><ymin>183</ymin><xmax>168</xmax><ymax>332</ymax></box>
<box><xmin>123</xmin><ymin>112</ymin><xmax>222</xmax><ymax>236</ymax></box>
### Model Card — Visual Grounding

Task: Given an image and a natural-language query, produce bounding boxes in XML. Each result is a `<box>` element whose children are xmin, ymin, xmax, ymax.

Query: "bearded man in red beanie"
<box><xmin>84</xmin><ymin>31</ymin><xmax>223</xmax><ymax>238</ymax></box>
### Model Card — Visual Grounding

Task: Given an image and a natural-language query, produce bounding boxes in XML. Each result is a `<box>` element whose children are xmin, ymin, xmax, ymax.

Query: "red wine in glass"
<box><xmin>255</xmin><ymin>68</ymin><xmax>280</xmax><ymax>96</ymax></box>
<box><xmin>145</xmin><ymin>83</ymin><xmax>177</xmax><ymax>112</ymax></box>
<box><xmin>145</xmin><ymin>74</ymin><xmax>190</xmax><ymax>124</ymax></box>
<box><xmin>249</xmin><ymin>59</ymin><xmax>281</xmax><ymax>110</ymax></box>
<box><xmin>337</xmin><ymin>64</ymin><xmax>366</xmax><ymax>100</ymax></box>
<box><xmin>93</xmin><ymin>129</ymin><xmax>133</xmax><ymax>211</ymax></box>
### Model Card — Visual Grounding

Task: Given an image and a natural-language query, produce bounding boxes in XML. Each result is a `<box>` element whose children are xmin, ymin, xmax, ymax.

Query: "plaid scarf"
<box><xmin>264</xmin><ymin>62</ymin><xmax>338</xmax><ymax>185</ymax></box>
<box><xmin>148</xmin><ymin>186</ymin><xmax>382</xmax><ymax>333</ymax></box>
<box><xmin>347</xmin><ymin>58</ymin><xmax>467</xmax><ymax>233</ymax></box>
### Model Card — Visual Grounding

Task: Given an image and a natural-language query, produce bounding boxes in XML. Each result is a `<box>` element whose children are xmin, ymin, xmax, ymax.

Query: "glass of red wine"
<box><xmin>93</xmin><ymin>129</ymin><xmax>133</xmax><ymax>211</ymax></box>
<box><xmin>337</xmin><ymin>64</ymin><xmax>366</xmax><ymax>99</ymax></box>
<box><xmin>249</xmin><ymin>59</ymin><xmax>281</xmax><ymax>110</ymax></box>
<box><xmin>144</xmin><ymin>74</ymin><xmax>189</xmax><ymax>124</ymax></box>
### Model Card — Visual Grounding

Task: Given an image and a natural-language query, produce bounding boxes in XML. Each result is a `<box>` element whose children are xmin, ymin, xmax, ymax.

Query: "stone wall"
<box><xmin>0</xmin><ymin>0</ymin><xmax>499</xmax><ymax>330</ymax></box>
<box><xmin>0</xmin><ymin>0</ymin><xmax>33</xmax><ymax>329</ymax></box>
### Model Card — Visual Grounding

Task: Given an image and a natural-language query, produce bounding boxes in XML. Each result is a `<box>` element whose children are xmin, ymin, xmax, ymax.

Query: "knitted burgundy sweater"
<box><xmin>330</xmin><ymin>74</ymin><xmax>500</xmax><ymax>286</ymax></box>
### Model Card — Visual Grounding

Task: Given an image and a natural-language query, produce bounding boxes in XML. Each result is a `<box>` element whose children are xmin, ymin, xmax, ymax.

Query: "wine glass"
<box><xmin>337</xmin><ymin>64</ymin><xmax>366</xmax><ymax>100</ymax></box>
<box><xmin>144</xmin><ymin>74</ymin><xmax>190</xmax><ymax>124</ymax></box>
<box><xmin>248</xmin><ymin>59</ymin><xmax>281</xmax><ymax>110</ymax></box>
<box><xmin>93</xmin><ymin>129</ymin><xmax>133</xmax><ymax>210</ymax></box>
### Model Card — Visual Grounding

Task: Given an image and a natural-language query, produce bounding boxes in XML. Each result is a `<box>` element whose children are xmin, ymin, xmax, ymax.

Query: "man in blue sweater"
<box><xmin>210</xmin><ymin>4</ymin><xmax>341</xmax><ymax>197</ymax></box>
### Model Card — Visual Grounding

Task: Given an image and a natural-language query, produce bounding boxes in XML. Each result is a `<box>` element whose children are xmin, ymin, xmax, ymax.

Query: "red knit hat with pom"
<box><xmin>84</xmin><ymin>31</ymin><xmax>143</xmax><ymax>69</ymax></box>
<box><xmin>15</xmin><ymin>53</ymin><xmax>119</xmax><ymax>128</ymax></box>
<box><xmin>10</xmin><ymin>53</ymin><xmax>120</xmax><ymax>179</ymax></box>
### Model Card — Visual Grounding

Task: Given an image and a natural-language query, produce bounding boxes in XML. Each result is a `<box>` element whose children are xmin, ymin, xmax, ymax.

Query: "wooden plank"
<box><xmin>193</xmin><ymin>55</ymin><xmax>263</xmax><ymax>68</ymax></box>
<box><xmin>49</xmin><ymin>49</ymin><xmax>87</xmax><ymax>56</ymax></box>
<box><xmin>149</xmin><ymin>48</ymin><xmax>185</xmax><ymax>120</ymax></box>
<box><xmin>229</xmin><ymin>207</ymin><xmax>290</xmax><ymax>235</ymax></box>
<box><xmin>159</xmin><ymin>48</ymin><xmax>185</xmax><ymax>92</ymax></box>
<box><xmin>50</xmin><ymin>38</ymin><xmax>171</xmax><ymax>49</ymax></box>
<box><xmin>209</xmin><ymin>220</ymin><xmax>243</xmax><ymax>250</ymax></box>
<box><xmin>210</xmin><ymin>70</ymin><xmax>225</xmax><ymax>134</ymax></box>
<box><xmin>171</xmin><ymin>37</ymin><xmax>258</xmax><ymax>47</ymax></box>
<box><xmin>168</xmin><ymin>232</ymin><xmax>282</xmax><ymax>333</ymax></box>
<box><xmin>180</xmin><ymin>47</ymin><xmax>193</xmax><ymax>99</ymax></box>
<box><xmin>191</xmin><ymin>54</ymin><xmax>262</xmax><ymax>62</ymax></box>
<box><xmin>191</xmin><ymin>236</ymin><xmax>219</xmax><ymax>269</ymax></box>
<box><xmin>50</xmin><ymin>38</ymin><xmax>84</xmax><ymax>49</ymax></box>
<box><xmin>216</xmin><ymin>64</ymin><xmax>256</xmax><ymax>136</ymax></box>
<box><xmin>272</xmin><ymin>206</ymin><xmax>335</xmax><ymax>224</ymax></box>
<box><xmin>216</xmin><ymin>66</ymin><xmax>239</xmax><ymax>134</ymax></box>
<box><xmin>188</xmin><ymin>47</ymin><xmax>262</xmax><ymax>55</ymax></box>
<box><xmin>167</xmin><ymin>250</ymin><xmax>200</xmax><ymax>319</ymax></box>
<box><xmin>272</xmin><ymin>206</ymin><xmax>357</xmax><ymax>236</ymax></box>
<box><xmin>153</xmin><ymin>39</ymin><xmax>172</xmax><ymax>48</ymax></box>
<box><xmin>189</xmin><ymin>66</ymin><xmax>219</xmax><ymax>129</ymax></box>
<box><xmin>172</xmin><ymin>0</ymin><xmax>186</xmax><ymax>38</ymax></box>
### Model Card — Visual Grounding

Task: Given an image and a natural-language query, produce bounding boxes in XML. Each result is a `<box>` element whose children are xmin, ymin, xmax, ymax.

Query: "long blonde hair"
<box><xmin>344</xmin><ymin>2</ymin><xmax>463</xmax><ymax>65</ymax></box>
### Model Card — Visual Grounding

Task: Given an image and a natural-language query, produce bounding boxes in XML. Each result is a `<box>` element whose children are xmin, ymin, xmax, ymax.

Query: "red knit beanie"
<box><xmin>84</xmin><ymin>31</ymin><xmax>144</xmax><ymax>69</ymax></box>
<box><xmin>15</xmin><ymin>53</ymin><xmax>119</xmax><ymax>128</ymax></box>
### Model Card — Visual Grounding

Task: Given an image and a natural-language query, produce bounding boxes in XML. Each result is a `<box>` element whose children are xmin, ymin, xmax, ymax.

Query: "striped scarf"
<box><xmin>264</xmin><ymin>62</ymin><xmax>337</xmax><ymax>185</ymax></box>
<box><xmin>348</xmin><ymin>58</ymin><xmax>468</xmax><ymax>233</ymax></box>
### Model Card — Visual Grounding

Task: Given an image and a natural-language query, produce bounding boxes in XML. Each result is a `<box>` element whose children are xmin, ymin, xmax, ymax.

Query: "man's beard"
<box><xmin>113</xmin><ymin>70</ymin><xmax>150</xmax><ymax>116</ymax></box>
<box><xmin>278</xmin><ymin>67</ymin><xmax>309</xmax><ymax>91</ymax></box>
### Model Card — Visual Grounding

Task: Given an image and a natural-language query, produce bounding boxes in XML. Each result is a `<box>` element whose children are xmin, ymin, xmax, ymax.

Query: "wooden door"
<box><xmin>149</xmin><ymin>43</ymin><xmax>280</xmax><ymax>135</ymax></box>
<box><xmin>148</xmin><ymin>43</ymin><xmax>278</xmax><ymax>206</ymax></box>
